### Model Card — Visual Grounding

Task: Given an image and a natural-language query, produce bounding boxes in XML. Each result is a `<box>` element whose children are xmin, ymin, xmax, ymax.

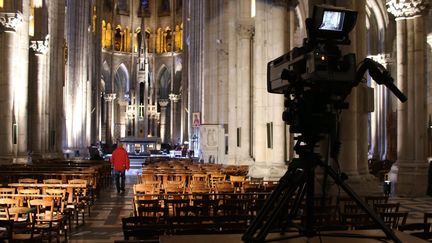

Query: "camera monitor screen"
<box><xmin>319</xmin><ymin>10</ymin><xmax>345</xmax><ymax>31</ymax></box>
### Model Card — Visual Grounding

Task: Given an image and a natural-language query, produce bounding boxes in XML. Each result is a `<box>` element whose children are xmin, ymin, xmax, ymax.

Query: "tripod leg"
<box><xmin>242</xmin><ymin>168</ymin><xmax>308</xmax><ymax>242</ymax></box>
<box><xmin>324</xmin><ymin>165</ymin><xmax>402</xmax><ymax>243</ymax></box>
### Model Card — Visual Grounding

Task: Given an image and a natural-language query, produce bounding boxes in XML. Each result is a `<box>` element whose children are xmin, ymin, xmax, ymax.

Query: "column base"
<box><xmin>247</xmin><ymin>161</ymin><xmax>288</xmax><ymax>180</ymax></box>
<box><xmin>388</xmin><ymin>160</ymin><xmax>428</xmax><ymax>196</ymax></box>
<box><xmin>63</xmin><ymin>148</ymin><xmax>90</xmax><ymax>159</ymax></box>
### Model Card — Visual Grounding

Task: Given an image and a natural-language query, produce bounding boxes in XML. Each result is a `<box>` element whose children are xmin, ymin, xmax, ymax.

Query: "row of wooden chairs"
<box><xmin>132</xmin><ymin>192</ymin><xmax>271</xmax><ymax>218</ymax></box>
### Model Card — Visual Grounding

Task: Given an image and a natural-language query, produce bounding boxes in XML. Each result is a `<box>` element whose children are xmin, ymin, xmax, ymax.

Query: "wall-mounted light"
<box><xmin>0</xmin><ymin>0</ymin><xmax>4</xmax><ymax>8</ymax></box>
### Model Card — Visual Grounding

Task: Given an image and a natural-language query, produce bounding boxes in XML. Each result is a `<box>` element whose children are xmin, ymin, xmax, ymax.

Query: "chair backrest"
<box><xmin>0</xmin><ymin>187</ymin><xmax>16</xmax><ymax>195</ymax></box>
<box><xmin>28</xmin><ymin>198</ymin><xmax>55</xmax><ymax>221</ymax></box>
<box><xmin>18</xmin><ymin>178</ymin><xmax>38</xmax><ymax>184</ymax></box>
<box><xmin>364</xmin><ymin>195</ymin><xmax>388</xmax><ymax>206</ymax></box>
<box><xmin>68</xmin><ymin>179</ymin><xmax>88</xmax><ymax>185</ymax></box>
<box><xmin>214</xmin><ymin>181</ymin><xmax>234</xmax><ymax>193</ymax></box>
<box><xmin>209</xmin><ymin>174</ymin><xmax>226</xmax><ymax>188</ymax></box>
<box><xmin>373</xmin><ymin>203</ymin><xmax>400</xmax><ymax>214</ymax></box>
<box><xmin>45</xmin><ymin>189</ymin><xmax>67</xmax><ymax>213</ymax></box>
<box><xmin>134</xmin><ymin>184</ymin><xmax>156</xmax><ymax>195</ymax></box>
<box><xmin>380</xmin><ymin>212</ymin><xmax>408</xmax><ymax>229</ymax></box>
<box><xmin>43</xmin><ymin>179</ymin><xmax>63</xmax><ymax>184</ymax></box>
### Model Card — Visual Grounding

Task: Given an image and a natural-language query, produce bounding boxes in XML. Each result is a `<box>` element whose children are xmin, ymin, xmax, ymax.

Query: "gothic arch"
<box><xmin>157</xmin><ymin>65</ymin><xmax>171</xmax><ymax>99</ymax></box>
<box><xmin>101</xmin><ymin>60</ymin><xmax>112</xmax><ymax>92</ymax></box>
<box><xmin>114</xmin><ymin>63</ymin><xmax>130</xmax><ymax>102</ymax></box>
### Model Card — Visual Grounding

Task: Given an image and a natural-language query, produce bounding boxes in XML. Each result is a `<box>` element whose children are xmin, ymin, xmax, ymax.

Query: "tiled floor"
<box><xmin>69</xmin><ymin>169</ymin><xmax>140</xmax><ymax>243</ymax></box>
<box><xmin>67</xmin><ymin>169</ymin><xmax>432</xmax><ymax>243</ymax></box>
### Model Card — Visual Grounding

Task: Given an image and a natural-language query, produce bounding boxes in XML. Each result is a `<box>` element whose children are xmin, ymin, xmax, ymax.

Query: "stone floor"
<box><xmin>67</xmin><ymin>168</ymin><xmax>432</xmax><ymax>243</ymax></box>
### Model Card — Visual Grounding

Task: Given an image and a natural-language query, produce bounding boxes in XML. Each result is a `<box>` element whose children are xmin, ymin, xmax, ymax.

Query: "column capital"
<box><xmin>427</xmin><ymin>33</ymin><xmax>432</xmax><ymax>49</ymax></box>
<box><xmin>159</xmin><ymin>99</ymin><xmax>169</xmax><ymax>107</ymax></box>
<box><xmin>30</xmin><ymin>36</ymin><xmax>50</xmax><ymax>55</ymax></box>
<box><xmin>0</xmin><ymin>12</ymin><xmax>23</xmax><ymax>33</ymax></box>
<box><xmin>104</xmin><ymin>93</ymin><xmax>116</xmax><ymax>102</ymax></box>
<box><xmin>168</xmin><ymin>93</ymin><xmax>180</xmax><ymax>102</ymax></box>
<box><xmin>386</xmin><ymin>0</ymin><xmax>428</xmax><ymax>19</ymax></box>
<box><xmin>236</xmin><ymin>20</ymin><xmax>255</xmax><ymax>39</ymax></box>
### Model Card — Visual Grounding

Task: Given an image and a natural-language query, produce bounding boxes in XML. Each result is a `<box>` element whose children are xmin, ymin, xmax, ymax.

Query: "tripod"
<box><xmin>242</xmin><ymin>130</ymin><xmax>402</xmax><ymax>243</ymax></box>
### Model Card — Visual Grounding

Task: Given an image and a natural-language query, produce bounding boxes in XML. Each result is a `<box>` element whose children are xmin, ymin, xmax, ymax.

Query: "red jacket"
<box><xmin>111</xmin><ymin>147</ymin><xmax>130</xmax><ymax>171</ymax></box>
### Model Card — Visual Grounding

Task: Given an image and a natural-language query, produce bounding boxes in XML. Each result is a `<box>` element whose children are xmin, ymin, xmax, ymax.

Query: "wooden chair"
<box><xmin>45</xmin><ymin>188</ymin><xmax>69</xmax><ymax>238</ymax></box>
<box><xmin>9</xmin><ymin>206</ymin><xmax>42</xmax><ymax>242</ymax></box>
<box><xmin>191</xmin><ymin>173</ymin><xmax>209</xmax><ymax>185</ymax></box>
<box><xmin>67</xmin><ymin>179</ymin><xmax>89</xmax><ymax>226</ymax></box>
<box><xmin>28</xmin><ymin>197</ymin><xmax>64</xmax><ymax>243</ymax></box>
<box><xmin>229</xmin><ymin>175</ymin><xmax>245</xmax><ymax>193</ymax></box>
<box><xmin>136</xmin><ymin>200</ymin><xmax>163</xmax><ymax>218</ymax></box>
<box><xmin>17</xmin><ymin>188</ymin><xmax>40</xmax><ymax>207</ymax></box>
<box><xmin>380</xmin><ymin>211</ymin><xmax>408</xmax><ymax>229</ymax></box>
<box><xmin>0</xmin><ymin>198</ymin><xmax>19</xmax><ymax>220</ymax></box>
<box><xmin>208</xmin><ymin>174</ymin><xmax>226</xmax><ymax>190</ymax></box>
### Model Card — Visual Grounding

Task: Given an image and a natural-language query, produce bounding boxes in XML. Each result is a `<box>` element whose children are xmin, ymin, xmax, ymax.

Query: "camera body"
<box><xmin>267</xmin><ymin>5</ymin><xmax>358</xmax><ymax>134</ymax></box>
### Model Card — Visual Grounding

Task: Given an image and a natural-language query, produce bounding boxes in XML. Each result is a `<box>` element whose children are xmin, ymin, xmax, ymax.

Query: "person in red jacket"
<box><xmin>111</xmin><ymin>143</ymin><xmax>130</xmax><ymax>193</ymax></box>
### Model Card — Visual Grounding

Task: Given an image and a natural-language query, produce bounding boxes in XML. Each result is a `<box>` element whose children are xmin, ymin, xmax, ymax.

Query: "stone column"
<box><xmin>368</xmin><ymin>54</ymin><xmax>391</xmax><ymax>161</ymax></box>
<box><xmin>28</xmin><ymin>37</ymin><xmax>49</xmax><ymax>157</ymax></box>
<box><xmin>236</xmin><ymin>20</ymin><xmax>254</xmax><ymax>163</ymax></box>
<box><xmin>387</xmin><ymin>0</ymin><xmax>428</xmax><ymax>196</ymax></box>
<box><xmin>104</xmin><ymin>93</ymin><xmax>116</xmax><ymax>145</ymax></box>
<box><xmin>0</xmin><ymin>12</ymin><xmax>23</xmax><ymax>159</ymax></box>
<box><xmin>169</xmin><ymin>93</ymin><xmax>180</xmax><ymax>144</ymax></box>
<box><xmin>159</xmin><ymin>99</ymin><xmax>169</xmax><ymax>143</ymax></box>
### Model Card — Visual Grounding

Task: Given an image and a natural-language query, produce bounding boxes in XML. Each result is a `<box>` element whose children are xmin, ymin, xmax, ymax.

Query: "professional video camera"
<box><xmin>267</xmin><ymin>5</ymin><xmax>405</xmax><ymax>135</ymax></box>
<box><xmin>243</xmin><ymin>5</ymin><xmax>407</xmax><ymax>243</ymax></box>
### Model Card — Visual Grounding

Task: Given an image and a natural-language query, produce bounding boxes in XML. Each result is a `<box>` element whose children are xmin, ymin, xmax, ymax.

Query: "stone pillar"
<box><xmin>65</xmin><ymin>0</ymin><xmax>90</xmax><ymax>153</ymax></box>
<box><xmin>45</xmin><ymin>0</ymin><xmax>66</xmax><ymax>158</ymax></box>
<box><xmin>0</xmin><ymin>12</ymin><xmax>23</xmax><ymax>160</ymax></box>
<box><xmin>28</xmin><ymin>37</ymin><xmax>49</xmax><ymax>157</ymax></box>
<box><xmin>237</xmin><ymin>20</ymin><xmax>254</xmax><ymax>163</ymax></box>
<box><xmin>169</xmin><ymin>93</ymin><xmax>180</xmax><ymax>144</ymax></box>
<box><xmin>387</xmin><ymin>0</ymin><xmax>428</xmax><ymax>196</ymax></box>
<box><xmin>368</xmin><ymin>54</ymin><xmax>391</xmax><ymax>161</ymax></box>
<box><xmin>159</xmin><ymin>99</ymin><xmax>169</xmax><ymax>143</ymax></box>
<box><xmin>104</xmin><ymin>93</ymin><xmax>116</xmax><ymax>145</ymax></box>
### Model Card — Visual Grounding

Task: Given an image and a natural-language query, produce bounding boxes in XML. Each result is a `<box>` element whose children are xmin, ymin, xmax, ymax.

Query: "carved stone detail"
<box><xmin>30</xmin><ymin>36</ymin><xmax>50</xmax><ymax>55</ymax></box>
<box><xmin>104</xmin><ymin>93</ymin><xmax>116</xmax><ymax>102</ymax></box>
<box><xmin>0</xmin><ymin>12</ymin><xmax>23</xmax><ymax>32</ymax></box>
<box><xmin>159</xmin><ymin>99</ymin><xmax>169</xmax><ymax>107</ymax></box>
<box><xmin>168</xmin><ymin>93</ymin><xmax>180</xmax><ymax>102</ymax></box>
<box><xmin>386</xmin><ymin>0</ymin><xmax>428</xmax><ymax>19</ymax></box>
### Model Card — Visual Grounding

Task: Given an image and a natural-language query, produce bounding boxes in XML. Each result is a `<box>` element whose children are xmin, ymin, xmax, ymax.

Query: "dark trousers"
<box><xmin>115</xmin><ymin>170</ymin><xmax>126</xmax><ymax>192</ymax></box>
